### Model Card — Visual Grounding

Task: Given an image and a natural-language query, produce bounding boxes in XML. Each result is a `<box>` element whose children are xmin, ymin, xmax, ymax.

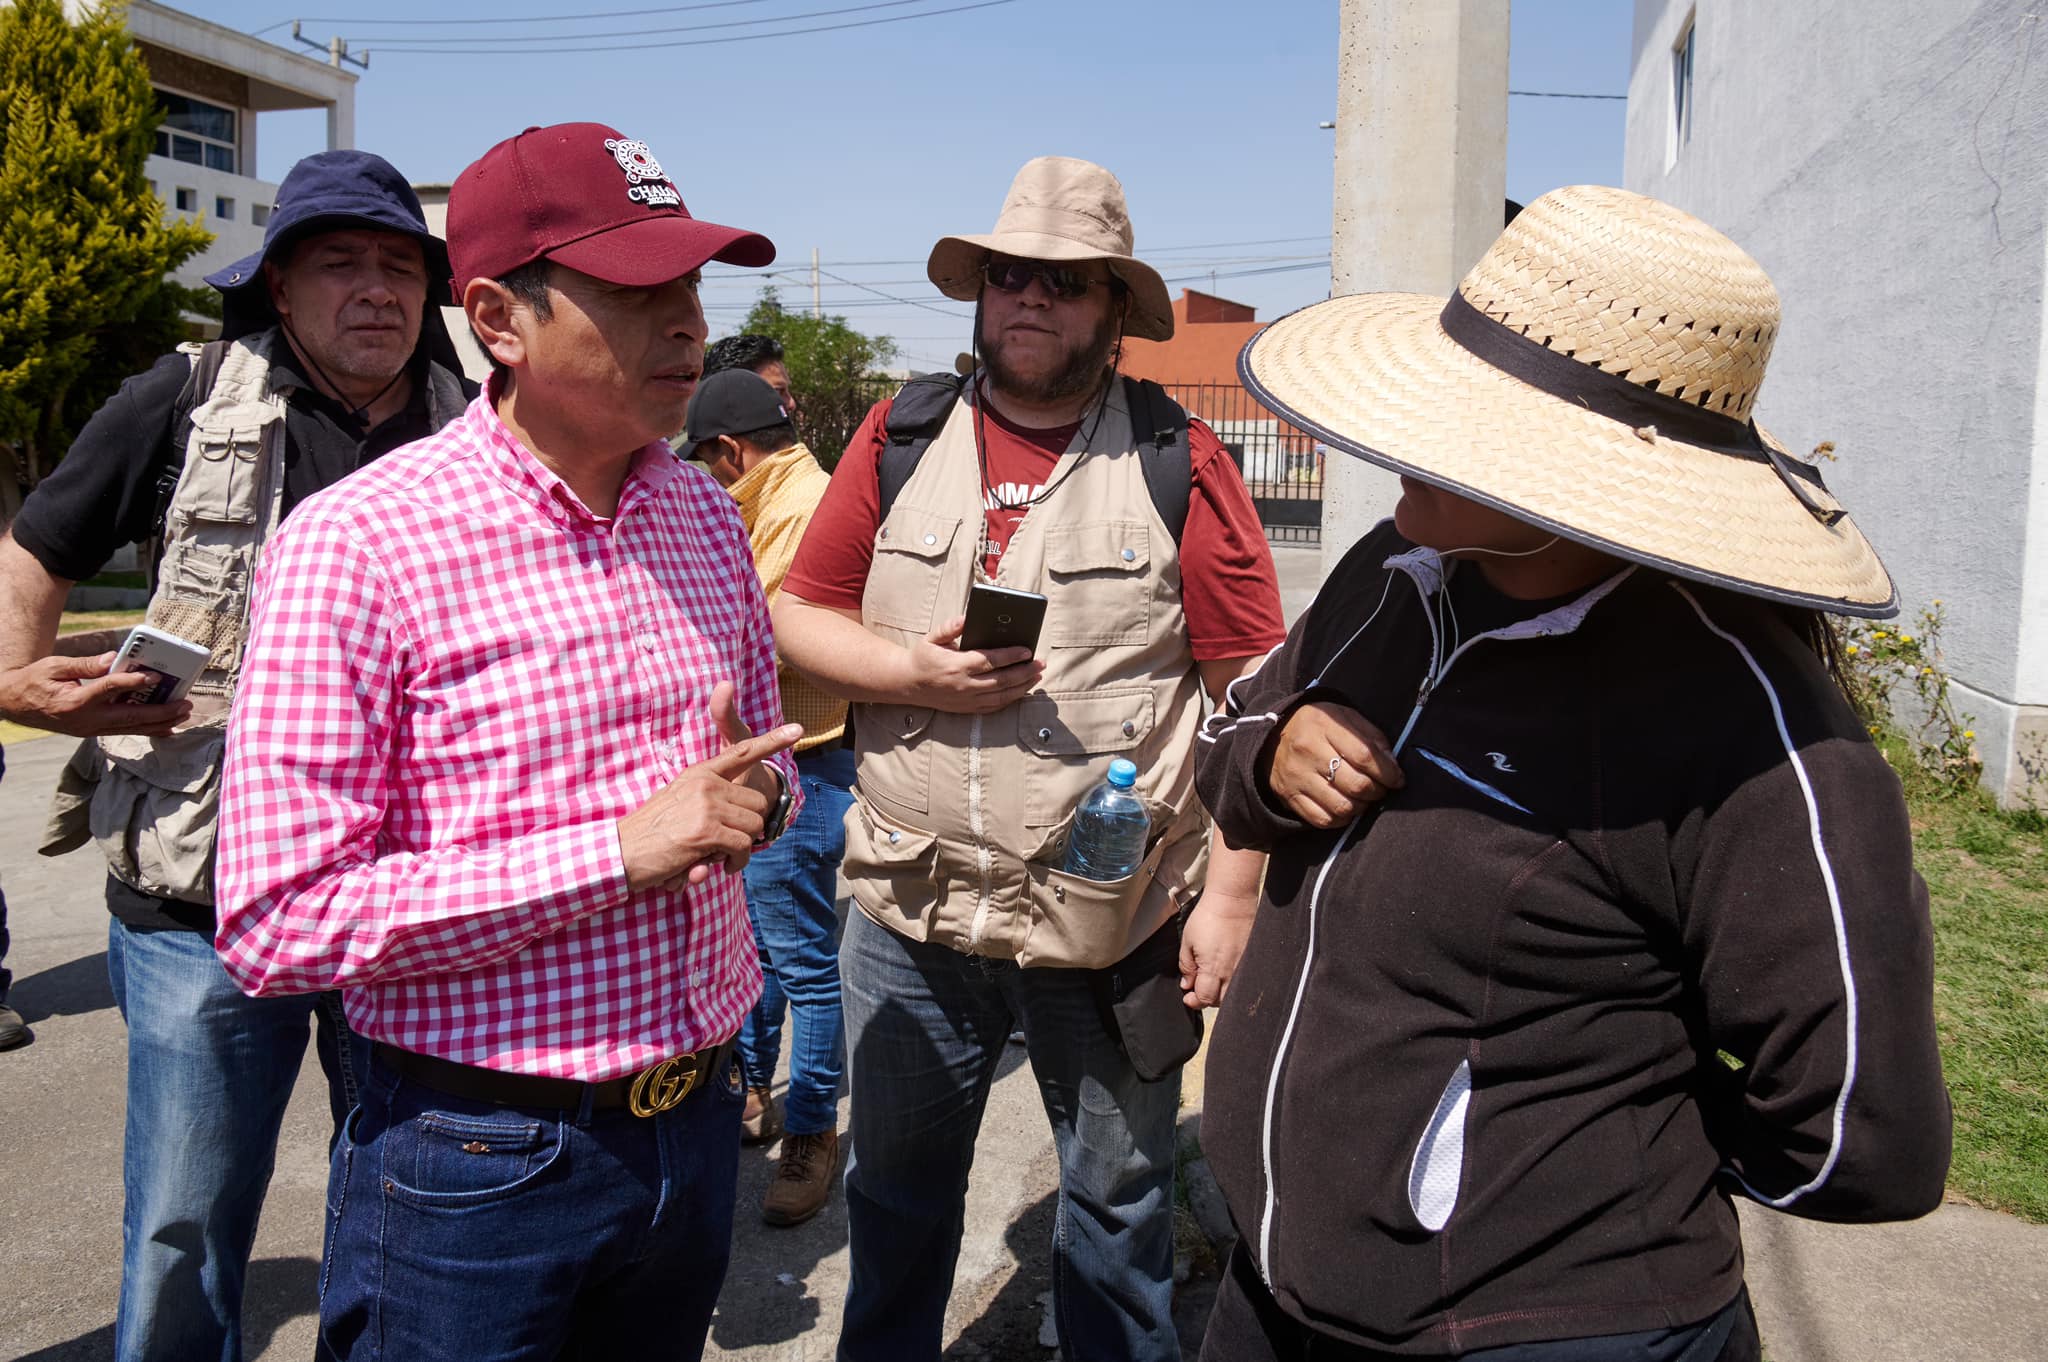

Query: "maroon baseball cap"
<box><xmin>447</xmin><ymin>122</ymin><xmax>774</xmax><ymax>299</ymax></box>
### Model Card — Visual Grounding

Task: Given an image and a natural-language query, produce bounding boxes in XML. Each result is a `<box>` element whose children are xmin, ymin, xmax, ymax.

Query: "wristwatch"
<box><xmin>753</xmin><ymin>765</ymin><xmax>795</xmax><ymax>849</ymax></box>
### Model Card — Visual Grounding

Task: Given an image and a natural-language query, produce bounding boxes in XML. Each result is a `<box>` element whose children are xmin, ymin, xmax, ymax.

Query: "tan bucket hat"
<box><xmin>1241</xmin><ymin>184</ymin><xmax>1897</xmax><ymax>617</ymax></box>
<box><xmin>928</xmin><ymin>156</ymin><xmax>1175</xmax><ymax>342</ymax></box>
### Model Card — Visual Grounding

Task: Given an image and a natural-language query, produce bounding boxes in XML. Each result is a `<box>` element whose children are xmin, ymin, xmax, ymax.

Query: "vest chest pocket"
<box><xmin>852</xmin><ymin>702</ymin><xmax>936</xmax><ymax>814</ymax></box>
<box><xmin>1017</xmin><ymin>688</ymin><xmax>1155</xmax><ymax>831</ymax></box>
<box><xmin>179</xmin><ymin>428</ymin><xmax>268</xmax><ymax>526</ymax></box>
<box><xmin>1042</xmin><ymin>521</ymin><xmax>1149</xmax><ymax>648</ymax></box>
<box><xmin>865</xmin><ymin>508</ymin><xmax>962</xmax><ymax>636</ymax></box>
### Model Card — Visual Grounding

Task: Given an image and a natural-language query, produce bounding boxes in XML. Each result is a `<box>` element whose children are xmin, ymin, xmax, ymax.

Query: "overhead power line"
<box><xmin>352</xmin><ymin>0</ymin><xmax>934</xmax><ymax>46</ymax></box>
<box><xmin>1509</xmin><ymin>89</ymin><xmax>1626</xmax><ymax>100</ymax></box>
<box><xmin>346</xmin><ymin>0</ymin><xmax>1016</xmax><ymax>55</ymax></box>
<box><xmin>816</xmin><ymin>268</ymin><xmax>973</xmax><ymax>317</ymax></box>
<box><xmin>251</xmin><ymin>0</ymin><xmax>776</xmax><ymax>35</ymax></box>
<box><xmin>700</xmin><ymin>235</ymin><xmax>1338</xmax><ymax>278</ymax></box>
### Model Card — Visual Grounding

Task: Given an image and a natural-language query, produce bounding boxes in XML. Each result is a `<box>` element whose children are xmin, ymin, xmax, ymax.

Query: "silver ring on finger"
<box><xmin>1325</xmin><ymin>754</ymin><xmax>1344</xmax><ymax>783</ymax></box>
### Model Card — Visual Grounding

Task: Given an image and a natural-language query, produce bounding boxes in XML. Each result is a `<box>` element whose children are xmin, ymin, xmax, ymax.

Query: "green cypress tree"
<box><xmin>0</xmin><ymin>0</ymin><xmax>209</xmax><ymax>515</ymax></box>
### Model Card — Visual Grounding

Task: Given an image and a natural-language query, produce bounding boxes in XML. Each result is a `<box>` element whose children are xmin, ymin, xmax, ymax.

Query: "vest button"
<box><xmin>1037</xmin><ymin>727</ymin><xmax>1052</xmax><ymax>742</ymax></box>
<box><xmin>1122</xmin><ymin>720</ymin><xmax>1136</xmax><ymax>737</ymax></box>
<box><xmin>887</xmin><ymin>831</ymin><xmax>901</xmax><ymax>846</ymax></box>
<box><xmin>923</xmin><ymin>533</ymin><xmax>937</xmax><ymax>546</ymax></box>
<box><xmin>1121</xmin><ymin>548</ymin><xmax>1136</xmax><ymax>562</ymax></box>
<box><xmin>879</xmin><ymin>527</ymin><xmax>889</xmax><ymax>540</ymax></box>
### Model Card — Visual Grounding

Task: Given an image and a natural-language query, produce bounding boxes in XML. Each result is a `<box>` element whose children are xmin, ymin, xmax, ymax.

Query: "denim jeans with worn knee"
<box><xmin>736</xmin><ymin>744</ymin><xmax>854</xmax><ymax>1135</ymax></box>
<box><xmin>106</xmin><ymin>916</ymin><xmax>367</xmax><ymax>1362</ymax></box>
<box><xmin>837</xmin><ymin>909</ymin><xmax>1182</xmax><ymax>1362</ymax></box>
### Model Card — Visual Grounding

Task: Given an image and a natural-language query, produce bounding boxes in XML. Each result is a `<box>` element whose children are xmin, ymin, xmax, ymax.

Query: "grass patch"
<box><xmin>57</xmin><ymin>608</ymin><xmax>146</xmax><ymax>635</ymax></box>
<box><xmin>1882</xmin><ymin>730</ymin><xmax>2048</xmax><ymax>1221</ymax></box>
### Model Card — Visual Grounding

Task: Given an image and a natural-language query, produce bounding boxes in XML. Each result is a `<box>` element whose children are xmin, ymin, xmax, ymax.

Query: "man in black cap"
<box><xmin>0</xmin><ymin>149</ymin><xmax>473</xmax><ymax>1362</ymax></box>
<box><xmin>682</xmin><ymin>368</ymin><xmax>852</xmax><ymax>1227</ymax></box>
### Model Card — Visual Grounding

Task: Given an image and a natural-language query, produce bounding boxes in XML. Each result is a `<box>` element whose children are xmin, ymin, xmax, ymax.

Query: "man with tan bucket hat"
<box><xmin>1192</xmin><ymin>184</ymin><xmax>1951</xmax><ymax>1360</ymax></box>
<box><xmin>774</xmin><ymin>156</ymin><xmax>1285</xmax><ymax>1359</ymax></box>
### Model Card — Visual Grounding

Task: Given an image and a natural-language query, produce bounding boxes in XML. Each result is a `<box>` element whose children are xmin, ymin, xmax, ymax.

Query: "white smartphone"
<box><xmin>108</xmin><ymin>624</ymin><xmax>212</xmax><ymax>705</ymax></box>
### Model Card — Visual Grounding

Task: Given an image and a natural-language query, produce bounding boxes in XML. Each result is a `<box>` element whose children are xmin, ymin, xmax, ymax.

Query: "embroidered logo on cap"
<box><xmin>604</xmin><ymin>137</ymin><xmax>680</xmax><ymax>208</ymax></box>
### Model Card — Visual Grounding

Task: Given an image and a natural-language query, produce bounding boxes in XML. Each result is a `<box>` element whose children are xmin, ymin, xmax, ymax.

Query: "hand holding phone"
<box><xmin>108</xmin><ymin>625</ymin><xmax>212</xmax><ymax>706</ymax></box>
<box><xmin>959</xmin><ymin>584</ymin><xmax>1048</xmax><ymax>654</ymax></box>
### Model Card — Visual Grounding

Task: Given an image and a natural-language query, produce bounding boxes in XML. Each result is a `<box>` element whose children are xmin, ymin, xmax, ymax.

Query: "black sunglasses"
<box><xmin>981</xmin><ymin>257</ymin><xmax>1121</xmax><ymax>301</ymax></box>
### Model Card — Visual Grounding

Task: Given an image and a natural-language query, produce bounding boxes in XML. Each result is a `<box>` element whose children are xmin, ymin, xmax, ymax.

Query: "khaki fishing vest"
<box><xmin>86</xmin><ymin>329</ymin><xmax>466</xmax><ymax>906</ymax></box>
<box><xmin>844</xmin><ymin>381</ymin><xmax>1211</xmax><ymax>968</ymax></box>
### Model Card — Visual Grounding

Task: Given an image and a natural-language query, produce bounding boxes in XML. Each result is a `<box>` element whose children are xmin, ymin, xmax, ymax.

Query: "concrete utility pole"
<box><xmin>1319</xmin><ymin>0</ymin><xmax>1510</xmax><ymax>573</ymax></box>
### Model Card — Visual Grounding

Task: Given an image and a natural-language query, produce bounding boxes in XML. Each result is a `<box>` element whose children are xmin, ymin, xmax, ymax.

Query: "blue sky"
<box><xmin>178</xmin><ymin>0</ymin><xmax>1631</xmax><ymax>373</ymax></box>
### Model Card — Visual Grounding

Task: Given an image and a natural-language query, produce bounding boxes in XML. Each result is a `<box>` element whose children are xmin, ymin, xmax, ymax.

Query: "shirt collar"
<box><xmin>470</xmin><ymin>376</ymin><xmax>682</xmax><ymax>528</ymax></box>
<box><xmin>723</xmin><ymin>442</ymin><xmax>811</xmax><ymax>521</ymax></box>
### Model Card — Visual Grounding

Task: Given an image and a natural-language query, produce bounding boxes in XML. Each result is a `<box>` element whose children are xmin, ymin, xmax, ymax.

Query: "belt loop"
<box><xmin>576</xmin><ymin>1077</ymin><xmax>598</xmax><ymax>1126</ymax></box>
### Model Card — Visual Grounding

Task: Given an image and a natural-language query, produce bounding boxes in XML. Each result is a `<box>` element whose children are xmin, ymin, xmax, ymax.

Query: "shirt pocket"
<box><xmin>1042</xmin><ymin>520</ymin><xmax>1150</xmax><ymax>648</ymax></box>
<box><xmin>866</xmin><ymin>508</ymin><xmax>962</xmax><ymax>636</ymax></box>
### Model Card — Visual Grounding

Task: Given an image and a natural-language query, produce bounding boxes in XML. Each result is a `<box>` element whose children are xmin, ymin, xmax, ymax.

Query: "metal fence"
<box><xmin>1159</xmin><ymin>382</ymin><xmax>1324</xmax><ymax>545</ymax></box>
<box><xmin>828</xmin><ymin>374</ymin><xmax>1324</xmax><ymax>544</ymax></box>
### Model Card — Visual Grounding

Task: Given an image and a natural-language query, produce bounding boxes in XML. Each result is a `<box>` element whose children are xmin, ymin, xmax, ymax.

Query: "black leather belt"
<box><xmin>373</xmin><ymin>1040</ymin><xmax>734</xmax><ymax>1118</ymax></box>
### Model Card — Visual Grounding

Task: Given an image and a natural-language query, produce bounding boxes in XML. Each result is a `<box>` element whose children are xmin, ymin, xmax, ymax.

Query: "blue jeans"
<box><xmin>106</xmin><ymin>918</ymin><xmax>368</xmax><ymax>1362</ymax></box>
<box><xmin>838</xmin><ymin>909</ymin><xmax>1182</xmax><ymax>1362</ymax></box>
<box><xmin>737</xmin><ymin>744</ymin><xmax>855</xmax><ymax>1135</ymax></box>
<box><xmin>319</xmin><ymin>1049</ymin><xmax>744</xmax><ymax>1361</ymax></box>
<box><xmin>1</xmin><ymin>743</ymin><xmax>11</xmax><ymax>1004</ymax></box>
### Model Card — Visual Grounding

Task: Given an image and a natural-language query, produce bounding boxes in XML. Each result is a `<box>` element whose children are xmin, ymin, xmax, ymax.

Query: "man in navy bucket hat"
<box><xmin>0</xmin><ymin>148</ymin><xmax>475</xmax><ymax>1362</ymax></box>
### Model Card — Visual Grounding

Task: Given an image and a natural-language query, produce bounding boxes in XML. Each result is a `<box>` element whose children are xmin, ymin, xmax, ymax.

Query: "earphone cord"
<box><xmin>969</xmin><ymin>294</ymin><xmax>1125</xmax><ymax>573</ymax></box>
<box><xmin>283</xmin><ymin>319</ymin><xmax>407</xmax><ymax>427</ymax></box>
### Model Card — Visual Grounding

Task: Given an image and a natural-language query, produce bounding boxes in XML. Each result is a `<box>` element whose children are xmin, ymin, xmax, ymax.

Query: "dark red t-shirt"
<box><xmin>783</xmin><ymin>393</ymin><xmax>1286</xmax><ymax>662</ymax></box>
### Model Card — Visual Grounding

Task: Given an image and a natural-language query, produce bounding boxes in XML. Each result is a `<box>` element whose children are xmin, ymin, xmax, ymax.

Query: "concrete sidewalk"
<box><xmin>0</xmin><ymin>731</ymin><xmax>1164</xmax><ymax>1361</ymax></box>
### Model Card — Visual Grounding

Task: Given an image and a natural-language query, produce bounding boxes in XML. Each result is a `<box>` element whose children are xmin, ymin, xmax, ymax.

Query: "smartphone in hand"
<box><xmin>959</xmin><ymin>584</ymin><xmax>1048</xmax><ymax>653</ymax></box>
<box><xmin>108</xmin><ymin>625</ymin><xmax>211</xmax><ymax>705</ymax></box>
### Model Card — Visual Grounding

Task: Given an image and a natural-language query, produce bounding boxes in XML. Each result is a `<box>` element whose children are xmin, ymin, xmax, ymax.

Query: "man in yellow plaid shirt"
<box><xmin>682</xmin><ymin>361</ymin><xmax>850</xmax><ymax>1226</ymax></box>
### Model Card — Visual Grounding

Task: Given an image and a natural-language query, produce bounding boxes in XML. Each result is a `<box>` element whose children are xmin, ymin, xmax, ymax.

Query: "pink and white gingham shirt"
<box><xmin>215</xmin><ymin>393</ymin><xmax>796</xmax><ymax>1080</ymax></box>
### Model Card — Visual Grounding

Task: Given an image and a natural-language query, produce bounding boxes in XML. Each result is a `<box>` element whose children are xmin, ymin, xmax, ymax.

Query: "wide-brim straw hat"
<box><xmin>928</xmin><ymin>156</ymin><xmax>1175</xmax><ymax>342</ymax></box>
<box><xmin>1241</xmin><ymin>184</ymin><xmax>1897</xmax><ymax>617</ymax></box>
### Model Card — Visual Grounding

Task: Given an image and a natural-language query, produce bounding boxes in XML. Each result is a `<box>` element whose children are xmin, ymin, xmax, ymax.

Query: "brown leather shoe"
<box><xmin>762</xmin><ymin>1129</ymin><xmax>838</xmax><ymax>1227</ymax></box>
<box><xmin>740</xmin><ymin>1085</ymin><xmax>781</xmax><ymax>1145</ymax></box>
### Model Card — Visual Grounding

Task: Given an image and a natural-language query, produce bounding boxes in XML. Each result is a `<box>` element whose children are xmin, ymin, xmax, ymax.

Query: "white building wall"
<box><xmin>1625</xmin><ymin>0</ymin><xmax>2048</xmax><ymax>805</ymax></box>
<box><xmin>146</xmin><ymin>155</ymin><xmax>275</xmax><ymax>284</ymax></box>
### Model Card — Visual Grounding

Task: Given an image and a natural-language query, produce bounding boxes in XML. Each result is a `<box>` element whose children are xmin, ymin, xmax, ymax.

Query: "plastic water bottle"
<box><xmin>1064</xmin><ymin>758</ymin><xmax>1151</xmax><ymax>881</ymax></box>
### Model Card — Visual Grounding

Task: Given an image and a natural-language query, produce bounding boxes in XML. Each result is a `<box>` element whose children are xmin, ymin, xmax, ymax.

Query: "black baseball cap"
<box><xmin>682</xmin><ymin>368</ymin><xmax>793</xmax><ymax>448</ymax></box>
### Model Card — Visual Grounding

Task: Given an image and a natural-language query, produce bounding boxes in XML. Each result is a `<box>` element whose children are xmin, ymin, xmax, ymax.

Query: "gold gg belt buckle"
<box><xmin>626</xmin><ymin>1052</ymin><xmax>701</xmax><ymax>1117</ymax></box>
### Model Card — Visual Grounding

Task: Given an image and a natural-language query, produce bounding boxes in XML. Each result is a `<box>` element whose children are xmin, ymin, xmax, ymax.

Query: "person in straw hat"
<box><xmin>1191</xmin><ymin>185</ymin><xmax>1951</xmax><ymax>1361</ymax></box>
<box><xmin>773</xmin><ymin>156</ymin><xmax>1285</xmax><ymax>1359</ymax></box>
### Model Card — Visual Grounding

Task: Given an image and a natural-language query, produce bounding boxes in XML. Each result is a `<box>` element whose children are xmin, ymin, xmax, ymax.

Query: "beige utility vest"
<box><xmin>844</xmin><ymin>382</ymin><xmax>1210</xmax><ymax>968</ymax></box>
<box><xmin>86</xmin><ymin>330</ymin><xmax>467</xmax><ymax>906</ymax></box>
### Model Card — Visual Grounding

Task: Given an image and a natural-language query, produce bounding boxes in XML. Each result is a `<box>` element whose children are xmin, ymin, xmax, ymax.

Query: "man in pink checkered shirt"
<box><xmin>214</xmin><ymin>123</ymin><xmax>803</xmax><ymax>1362</ymax></box>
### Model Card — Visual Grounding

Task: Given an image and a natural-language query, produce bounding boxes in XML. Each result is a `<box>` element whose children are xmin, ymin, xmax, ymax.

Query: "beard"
<box><xmin>981</xmin><ymin>305</ymin><xmax>1119</xmax><ymax>407</ymax></box>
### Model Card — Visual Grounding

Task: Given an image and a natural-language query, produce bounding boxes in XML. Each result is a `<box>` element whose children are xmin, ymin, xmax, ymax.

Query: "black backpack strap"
<box><xmin>1124</xmin><ymin>375</ymin><xmax>1192</xmax><ymax>546</ymax></box>
<box><xmin>877</xmin><ymin>371</ymin><xmax>969</xmax><ymax>523</ymax></box>
<box><xmin>877</xmin><ymin>371</ymin><xmax>1192</xmax><ymax>547</ymax></box>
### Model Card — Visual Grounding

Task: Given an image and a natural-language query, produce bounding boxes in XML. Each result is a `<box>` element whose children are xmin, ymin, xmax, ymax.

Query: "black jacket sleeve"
<box><xmin>1195</xmin><ymin>522</ymin><xmax>1416</xmax><ymax>851</ymax></box>
<box><xmin>11</xmin><ymin>353</ymin><xmax>189</xmax><ymax>582</ymax></box>
<box><xmin>1660</xmin><ymin>588</ymin><xmax>1951</xmax><ymax>1222</ymax></box>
